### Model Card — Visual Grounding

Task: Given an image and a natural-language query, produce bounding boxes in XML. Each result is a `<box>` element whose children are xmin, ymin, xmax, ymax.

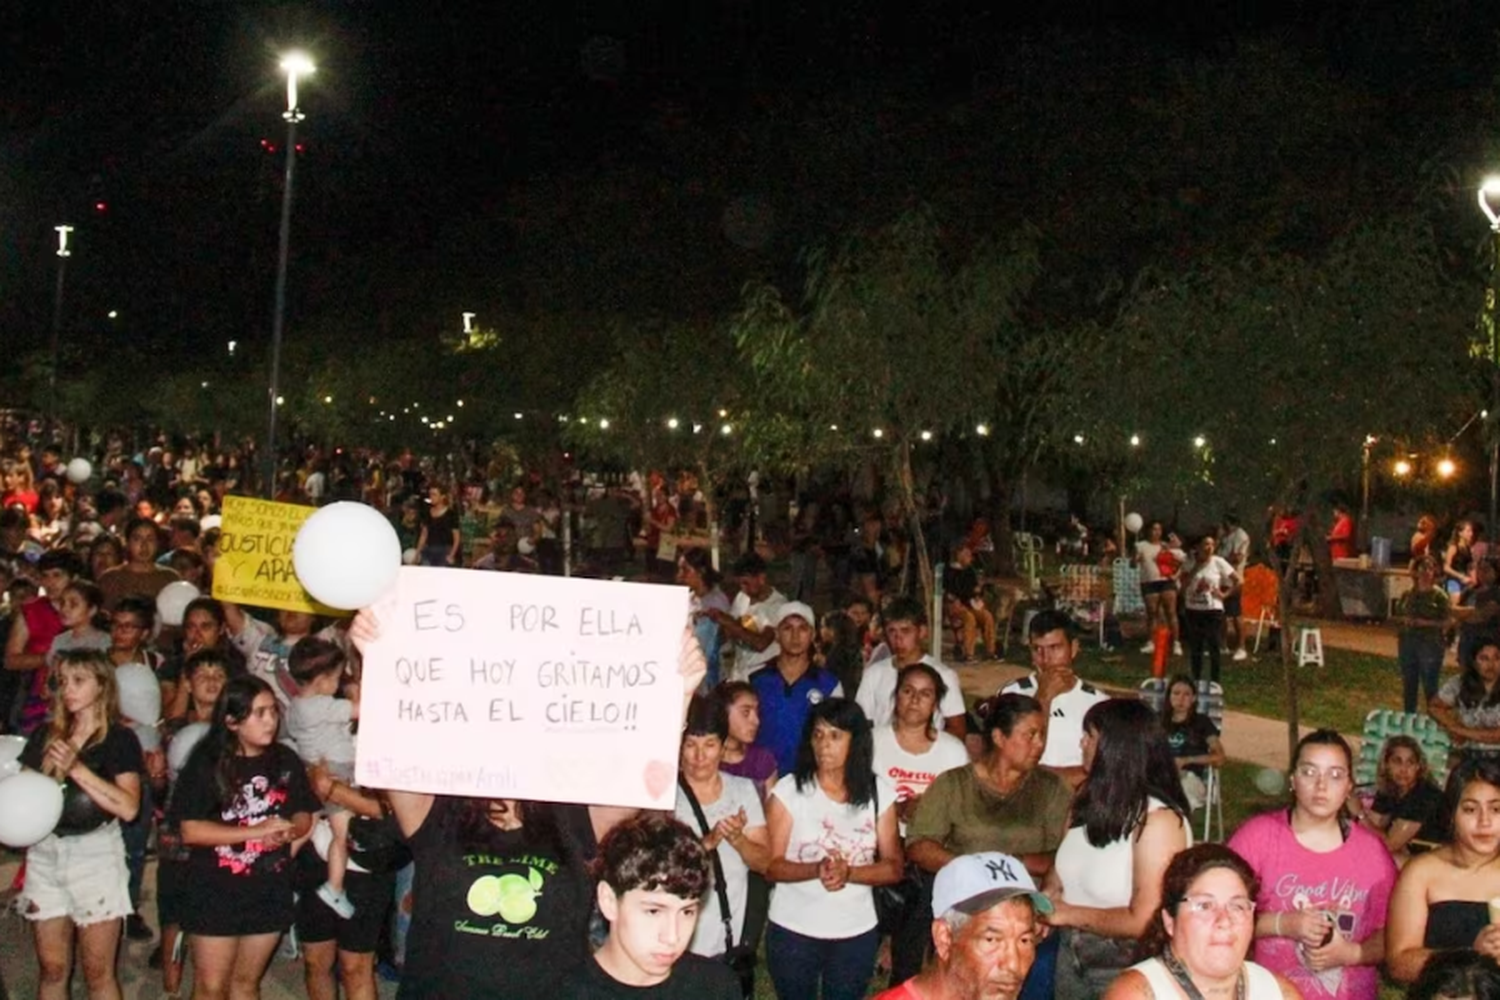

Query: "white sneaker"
<box><xmin>1140</xmin><ymin>641</ymin><xmax>1155</xmax><ymax>654</ymax></box>
<box><xmin>1232</xmin><ymin>648</ymin><xmax>1248</xmax><ymax>662</ymax></box>
<box><xmin>1173</xmin><ymin>642</ymin><xmax>1184</xmax><ymax>656</ymax></box>
<box><xmin>316</xmin><ymin>882</ymin><xmax>356</xmax><ymax>919</ymax></box>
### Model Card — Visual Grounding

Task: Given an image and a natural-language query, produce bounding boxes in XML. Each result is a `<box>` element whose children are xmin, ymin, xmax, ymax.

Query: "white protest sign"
<box><xmin>355</xmin><ymin>567</ymin><xmax>690</xmax><ymax>809</ymax></box>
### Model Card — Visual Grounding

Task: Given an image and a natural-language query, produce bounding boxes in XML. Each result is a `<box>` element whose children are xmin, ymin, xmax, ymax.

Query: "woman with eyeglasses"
<box><xmin>1103</xmin><ymin>844</ymin><xmax>1300</xmax><ymax>1000</ymax></box>
<box><xmin>1385</xmin><ymin>754</ymin><xmax>1500</xmax><ymax>983</ymax></box>
<box><xmin>1227</xmin><ymin>729</ymin><xmax>1397</xmax><ymax>1000</ymax></box>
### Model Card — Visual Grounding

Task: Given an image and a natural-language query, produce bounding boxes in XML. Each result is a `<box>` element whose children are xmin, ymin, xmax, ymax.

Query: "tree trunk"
<box><xmin>698</xmin><ymin>460</ymin><xmax>720</xmax><ymax>572</ymax></box>
<box><xmin>1300</xmin><ymin>506</ymin><xmax>1344</xmax><ymax>620</ymax></box>
<box><xmin>895</xmin><ymin>438</ymin><xmax>935</xmax><ymax>611</ymax></box>
<box><xmin>1267</xmin><ymin>533</ymin><xmax>1302</xmax><ymax>765</ymax></box>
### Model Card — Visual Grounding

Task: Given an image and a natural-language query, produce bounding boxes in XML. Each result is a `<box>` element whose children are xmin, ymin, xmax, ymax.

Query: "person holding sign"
<box><xmin>223</xmin><ymin>600</ymin><xmax>341</xmax><ymax>713</ymax></box>
<box><xmin>348</xmin><ymin>607</ymin><xmax>708</xmax><ymax>1000</ymax></box>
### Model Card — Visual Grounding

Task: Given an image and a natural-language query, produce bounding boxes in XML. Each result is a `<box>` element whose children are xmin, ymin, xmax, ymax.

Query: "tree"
<box><xmin>735</xmin><ymin>208</ymin><xmax>1048</xmax><ymax>605</ymax></box>
<box><xmin>1074</xmin><ymin>209</ymin><xmax>1474</xmax><ymax>756</ymax></box>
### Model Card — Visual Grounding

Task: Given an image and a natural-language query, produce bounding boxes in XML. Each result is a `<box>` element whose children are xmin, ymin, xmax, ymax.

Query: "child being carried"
<box><xmin>287</xmin><ymin>637</ymin><xmax>361</xmax><ymax>919</ymax></box>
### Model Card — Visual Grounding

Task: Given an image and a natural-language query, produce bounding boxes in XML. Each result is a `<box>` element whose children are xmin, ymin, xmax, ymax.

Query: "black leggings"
<box><xmin>1185</xmin><ymin>608</ymin><xmax>1225</xmax><ymax>684</ymax></box>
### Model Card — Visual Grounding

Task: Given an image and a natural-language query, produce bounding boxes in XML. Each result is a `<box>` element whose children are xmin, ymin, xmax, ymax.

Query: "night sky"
<box><xmin>1</xmin><ymin>1</ymin><xmax>1492</xmax><ymax>376</ymax></box>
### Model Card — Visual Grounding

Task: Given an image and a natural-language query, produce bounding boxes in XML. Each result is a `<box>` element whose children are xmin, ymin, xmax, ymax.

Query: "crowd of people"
<box><xmin>9</xmin><ymin>437</ymin><xmax>1500</xmax><ymax>1000</ymax></box>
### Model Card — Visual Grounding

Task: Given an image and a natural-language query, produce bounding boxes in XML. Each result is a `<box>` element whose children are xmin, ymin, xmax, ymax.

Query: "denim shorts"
<box><xmin>21</xmin><ymin>823</ymin><xmax>132</xmax><ymax>926</ymax></box>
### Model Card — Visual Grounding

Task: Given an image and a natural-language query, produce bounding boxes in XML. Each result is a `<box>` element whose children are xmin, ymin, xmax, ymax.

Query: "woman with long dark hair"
<box><xmin>1159</xmin><ymin>675</ymin><xmax>1226</xmax><ymax>811</ymax></box>
<box><xmin>1228</xmin><ymin>729</ymin><xmax>1397</xmax><ymax>1000</ymax></box>
<box><xmin>170</xmin><ymin>674</ymin><xmax>319</xmax><ymax>999</ymax></box>
<box><xmin>818</xmin><ymin>609</ymin><xmax>867</xmax><ymax>700</ymax></box>
<box><xmin>1385</xmin><ymin>754</ymin><xmax>1500</xmax><ymax>983</ymax></box>
<box><xmin>1431</xmin><ymin>635</ymin><xmax>1500</xmax><ymax>755</ymax></box>
<box><xmin>1044</xmin><ymin>698</ymin><xmax>1192</xmax><ymax>999</ymax></box>
<box><xmin>765</xmin><ymin>698</ymin><xmax>902</xmax><ymax>1000</ymax></box>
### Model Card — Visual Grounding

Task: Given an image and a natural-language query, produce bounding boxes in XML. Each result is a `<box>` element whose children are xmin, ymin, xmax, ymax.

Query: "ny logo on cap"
<box><xmin>985</xmin><ymin>858</ymin><xmax>1017</xmax><ymax>883</ymax></box>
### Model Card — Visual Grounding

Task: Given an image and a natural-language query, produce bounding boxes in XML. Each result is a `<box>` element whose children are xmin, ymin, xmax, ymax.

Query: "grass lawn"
<box><xmin>1066</xmin><ymin>641</ymin><xmax>1427</xmax><ymax>737</ymax></box>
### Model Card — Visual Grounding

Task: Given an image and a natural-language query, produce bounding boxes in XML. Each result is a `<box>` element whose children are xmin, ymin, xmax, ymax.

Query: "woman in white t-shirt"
<box><xmin>872</xmin><ymin>663</ymin><xmax>970</xmax><ymax>835</ymax></box>
<box><xmin>1178</xmin><ymin>535</ymin><xmax>1241</xmax><ymax>685</ymax></box>
<box><xmin>766</xmin><ymin>698</ymin><xmax>902</xmax><ymax>1000</ymax></box>
<box><xmin>871</xmin><ymin>662</ymin><xmax>970</xmax><ymax>985</ymax></box>
<box><xmin>673</xmin><ymin>696</ymin><xmax>771</xmax><ymax>962</ymax></box>
<box><xmin>1135</xmin><ymin>522</ymin><xmax>1183</xmax><ymax>658</ymax></box>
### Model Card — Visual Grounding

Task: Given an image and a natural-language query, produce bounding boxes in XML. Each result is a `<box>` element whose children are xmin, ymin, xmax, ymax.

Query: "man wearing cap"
<box><xmin>707</xmin><ymin>552</ymin><xmax>786</xmax><ymax>682</ymax></box>
<box><xmin>997</xmin><ymin>609</ymin><xmax>1107</xmax><ymax>789</ymax></box>
<box><xmin>748</xmin><ymin>601</ymin><xmax>842</xmax><ymax>774</ymax></box>
<box><xmin>856</xmin><ymin>596</ymin><xmax>968</xmax><ymax>739</ymax></box>
<box><xmin>875</xmin><ymin>851</ymin><xmax>1046</xmax><ymax>1000</ymax></box>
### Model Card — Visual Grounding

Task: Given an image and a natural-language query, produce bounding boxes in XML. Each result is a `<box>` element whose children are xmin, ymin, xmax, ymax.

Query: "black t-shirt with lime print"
<box><xmin>398</xmin><ymin>796</ymin><xmax>598</xmax><ymax>999</ymax></box>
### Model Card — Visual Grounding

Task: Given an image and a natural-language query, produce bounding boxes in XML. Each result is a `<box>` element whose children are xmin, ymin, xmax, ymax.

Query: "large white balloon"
<box><xmin>156</xmin><ymin>581</ymin><xmax>201</xmax><ymax>627</ymax></box>
<box><xmin>293</xmin><ymin>502</ymin><xmax>403</xmax><ymax>610</ymax></box>
<box><xmin>167</xmin><ymin>723</ymin><xmax>211</xmax><ymax>780</ymax></box>
<box><xmin>66</xmin><ymin>458</ymin><xmax>92</xmax><ymax>484</ymax></box>
<box><xmin>0</xmin><ymin>772</ymin><xmax>64</xmax><ymax>848</ymax></box>
<box><xmin>116</xmin><ymin>663</ymin><xmax>162</xmax><ymax>730</ymax></box>
<box><xmin>1124</xmin><ymin>512</ymin><xmax>1144</xmax><ymax>534</ymax></box>
<box><xmin>0</xmin><ymin>735</ymin><xmax>25</xmax><ymax>780</ymax></box>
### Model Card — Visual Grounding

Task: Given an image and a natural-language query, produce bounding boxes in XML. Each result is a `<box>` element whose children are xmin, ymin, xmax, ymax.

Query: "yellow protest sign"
<box><xmin>212</xmin><ymin>496</ymin><xmax>346</xmax><ymax>616</ymax></box>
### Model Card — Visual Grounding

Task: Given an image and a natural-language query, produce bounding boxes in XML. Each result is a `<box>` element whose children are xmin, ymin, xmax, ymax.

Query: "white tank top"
<box><xmin>1132</xmin><ymin>957</ymin><xmax>1280</xmax><ymax>1000</ymax></box>
<box><xmin>1055</xmin><ymin>797</ymin><xmax>1190</xmax><ymax>908</ymax></box>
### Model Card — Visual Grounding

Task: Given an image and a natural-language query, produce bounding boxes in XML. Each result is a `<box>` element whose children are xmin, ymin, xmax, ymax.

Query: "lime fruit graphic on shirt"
<box><xmin>466</xmin><ymin>867</ymin><xmax>545</xmax><ymax>923</ymax></box>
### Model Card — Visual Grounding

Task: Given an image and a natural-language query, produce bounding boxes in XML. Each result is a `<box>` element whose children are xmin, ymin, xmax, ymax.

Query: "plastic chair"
<box><xmin>1296</xmin><ymin>628</ymin><xmax>1324</xmax><ymax>668</ymax></box>
<box><xmin>1354</xmin><ymin>710</ymin><xmax>1451</xmax><ymax>789</ymax></box>
<box><xmin>1014</xmin><ymin>532</ymin><xmax>1044</xmax><ymax>594</ymax></box>
<box><xmin>1140</xmin><ymin>678</ymin><xmax>1225</xmax><ymax>842</ymax></box>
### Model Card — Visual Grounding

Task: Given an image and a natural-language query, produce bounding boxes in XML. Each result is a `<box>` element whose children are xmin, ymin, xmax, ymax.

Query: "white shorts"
<box><xmin>20</xmin><ymin>822</ymin><xmax>132</xmax><ymax>926</ymax></box>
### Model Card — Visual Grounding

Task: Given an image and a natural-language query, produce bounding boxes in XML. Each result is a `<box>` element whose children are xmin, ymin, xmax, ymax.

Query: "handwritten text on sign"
<box><xmin>355</xmin><ymin>568</ymin><xmax>690</xmax><ymax>809</ymax></box>
<box><xmin>213</xmin><ymin>496</ymin><xmax>343</xmax><ymax>616</ymax></box>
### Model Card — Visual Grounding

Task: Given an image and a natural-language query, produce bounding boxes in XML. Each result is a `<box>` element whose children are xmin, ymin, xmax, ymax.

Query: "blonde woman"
<box><xmin>17</xmin><ymin>649</ymin><xmax>144</xmax><ymax>1000</ymax></box>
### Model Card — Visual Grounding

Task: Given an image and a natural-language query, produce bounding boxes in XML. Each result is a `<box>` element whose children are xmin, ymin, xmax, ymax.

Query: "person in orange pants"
<box><xmin>943</xmin><ymin>546</ymin><xmax>996</xmax><ymax>660</ymax></box>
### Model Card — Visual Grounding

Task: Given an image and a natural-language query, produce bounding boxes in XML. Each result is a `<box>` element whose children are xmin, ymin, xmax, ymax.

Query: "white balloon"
<box><xmin>1254</xmin><ymin>767</ymin><xmax>1287</xmax><ymax>796</ymax></box>
<box><xmin>0</xmin><ymin>735</ymin><xmax>26</xmax><ymax>780</ymax></box>
<box><xmin>156</xmin><ymin>581</ymin><xmax>201</xmax><ymax>627</ymax></box>
<box><xmin>517</xmin><ymin>537</ymin><xmax>535</xmax><ymax>556</ymax></box>
<box><xmin>1124</xmin><ymin>512</ymin><xmax>1144</xmax><ymax>534</ymax></box>
<box><xmin>293</xmin><ymin>501</ymin><xmax>403</xmax><ymax>610</ymax></box>
<box><xmin>66</xmin><ymin>457</ymin><xmax>92</xmax><ymax>484</ymax></box>
<box><xmin>167</xmin><ymin>723</ymin><xmax>211</xmax><ymax>780</ymax></box>
<box><xmin>402</xmin><ymin>548</ymin><xmax>420</xmax><ymax>566</ymax></box>
<box><xmin>116</xmin><ymin>663</ymin><xmax>161</xmax><ymax>729</ymax></box>
<box><xmin>0</xmin><ymin>772</ymin><xmax>64</xmax><ymax>848</ymax></box>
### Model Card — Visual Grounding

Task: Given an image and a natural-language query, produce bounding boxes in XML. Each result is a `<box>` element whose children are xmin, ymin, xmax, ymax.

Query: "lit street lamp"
<box><xmin>1477</xmin><ymin>177</ymin><xmax>1500</xmax><ymax>532</ymax></box>
<box><xmin>47</xmin><ymin>224</ymin><xmax>74</xmax><ymax>440</ymax></box>
<box><xmin>263</xmin><ymin>51</ymin><xmax>314</xmax><ymax>498</ymax></box>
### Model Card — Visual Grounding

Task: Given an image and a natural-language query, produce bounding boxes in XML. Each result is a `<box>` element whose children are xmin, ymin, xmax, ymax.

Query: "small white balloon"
<box><xmin>1124</xmin><ymin>512</ymin><xmax>1144</xmax><ymax>534</ymax></box>
<box><xmin>66</xmin><ymin>458</ymin><xmax>92</xmax><ymax>484</ymax></box>
<box><xmin>1254</xmin><ymin>767</ymin><xmax>1286</xmax><ymax>796</ymax></box>
<box><xmin>156</xmin><ymin>581</ymin><xmax>201</xmax><ymax>627</ymax></box>
<box><xmin>0</xmin><ymin>772</ymin><xmax>64</xmax><ymax>848</ymax></box>
<box><xmin>293</xmin><ymin>502</ymin><xmax>403</xmax><ymax>610</ymax></box>
<box><xmin>167</xmin><ymin>723</ymin><xmax>212</xmax><ymax>780</ymax></box>
<box><xmin>402</xmin><ymin>548</ymin><xmax>419</xmax><ymax>565</ymax></box>
<box><xmin>0</xmin><ymin>734</ymin><xmax>25</xmax><ymax>780</ymax></box>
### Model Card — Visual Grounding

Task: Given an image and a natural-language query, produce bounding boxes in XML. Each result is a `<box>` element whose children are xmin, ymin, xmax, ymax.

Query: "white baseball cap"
<box><xmin>932</xmin><ymin>852</ymin><xmax>1053</xmax><ymax>918</ymax></box>
<box><xmin>775</xmin><ymin>601</ymin><xmax>815</xmax><ymax>627</ymax></box>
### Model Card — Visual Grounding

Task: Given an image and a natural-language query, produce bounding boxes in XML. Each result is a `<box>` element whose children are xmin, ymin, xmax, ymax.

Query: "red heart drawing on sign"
<box><xmin>643</xmin><ymin>759</ymin><xmax>674</xmax><ymax>800</ymax></box>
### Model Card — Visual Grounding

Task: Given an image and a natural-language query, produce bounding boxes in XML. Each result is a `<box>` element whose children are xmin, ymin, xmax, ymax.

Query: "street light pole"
<box><xmin>1478</xmin><ymin>179</ymin><xmax>1500</xmax><ymax>535</ymax></box>
<box><xmin>48</xmin><ymin>225</ymin><xmax>74</xmax><ymax>442</ymax></box>
<box><xmin>263</xmin><ymin>52</ymin><xmax>314</xmax><ymax>499</ymax></box>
